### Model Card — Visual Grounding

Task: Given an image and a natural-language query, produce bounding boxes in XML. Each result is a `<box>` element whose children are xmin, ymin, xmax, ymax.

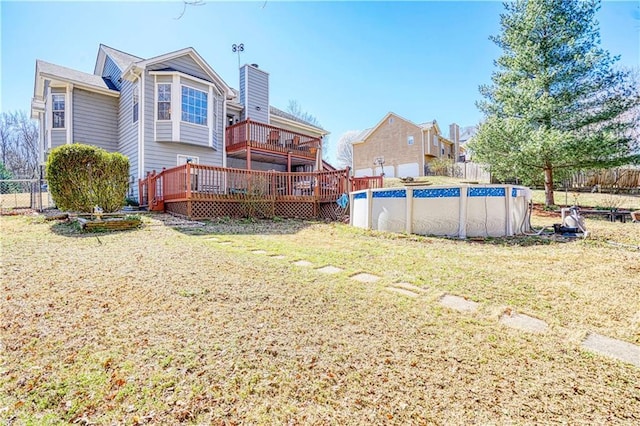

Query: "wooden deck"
<box><xmin>225</xmin><ymin>119</ymin><xmax>321</xmax><ymax>170</ymax></box>
<box><xmin>139</xmin><ymin>164</ymin><xmax>382</xmax><ymax>220</ymax></box>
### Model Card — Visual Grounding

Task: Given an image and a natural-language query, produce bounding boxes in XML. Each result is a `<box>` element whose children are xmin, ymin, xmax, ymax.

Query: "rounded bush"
<box><xmin>45</xmin><ymin>144</ymin><xmax>129</xmax><ymax>213</ymax></box>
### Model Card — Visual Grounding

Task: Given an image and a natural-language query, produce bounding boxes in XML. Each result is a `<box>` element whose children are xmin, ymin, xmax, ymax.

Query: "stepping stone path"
<box><xmin>205</xmin><ymin>237</ymin><xmax>219</xmax><ymax>241</ymax></box>
<box><xmin>251</xmin><ymin>250</ymin><xmax>267</xmax><ymax>255</ymax></box>
<box><xmin>440</xmin><ymin>294</ymin><xmax>478</xmax><ymax>312</ymax></box>
<box><xmin>270</xmin><ymin>255</ymin><xmax>286</xmax><ymax>260</ymax></box>
<box><xmin>218</xmin><ymin>241</ymin><xmax>232</xmax><ymax>245</ymax></box>
<box><xmin>316</xmin><ymin>265</ymin><xmax>343</xmax><ymax>274</ymax></box>
<box><xmin>351</xmin><ymin>273</ymin><xmax>380</xmax><ymax>283</ymax></box>
<box><xmin>582</xmin><ymin>333</ymin><xmax>640</xmax><ymax>368</ymax></box>
<box><xmin>293</xmin><ymin>260</ymin><xmax>313</xmax><ymax>267</ymax></box>
<box><xmin>499</xmin><ymin>311</ymin><xmax>548</xmax><ymax>333</ymax></box>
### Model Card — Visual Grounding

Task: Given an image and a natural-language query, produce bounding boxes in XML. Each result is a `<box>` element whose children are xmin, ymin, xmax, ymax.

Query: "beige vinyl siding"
<box><xmin>72</xmin><ymin>88</ymin><xmax>118</xmax><ymax>152</ymax></box>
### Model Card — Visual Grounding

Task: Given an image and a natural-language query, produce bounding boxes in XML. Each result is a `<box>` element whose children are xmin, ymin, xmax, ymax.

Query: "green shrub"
<box><xmin>45</xmin><ymin>144</ymin><xmax>129</xmax><ymax>213</ymax></box>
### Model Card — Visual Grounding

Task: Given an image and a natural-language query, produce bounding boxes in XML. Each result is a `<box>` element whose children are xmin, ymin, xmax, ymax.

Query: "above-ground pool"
<box><xmin>350</xmin><ymin>185</ymin><xmax>533</xmax><ymax>238</ymax></box>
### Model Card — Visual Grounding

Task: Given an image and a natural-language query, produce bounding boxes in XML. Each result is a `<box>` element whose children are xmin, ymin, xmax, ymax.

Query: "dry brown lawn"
<box><xmin>1</xmin><ymin>210</ymin><xmax>639</xmax><ymax>424</ymax></box>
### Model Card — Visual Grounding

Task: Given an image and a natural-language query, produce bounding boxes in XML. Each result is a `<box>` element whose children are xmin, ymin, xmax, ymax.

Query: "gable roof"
<box><xmin>34</xmin><ymin>60</ymin><xmax>120</xmax><ymax>98</ymax></box>
<box><xmin>94</xmin><ymin>44</ymin><xmax>142</xmax><ymax>76</ymax></box>
<box><xmin>123</xmin><ymin>47</ymin><xmax>233</xmax><ymax>98</ymax></box>
<box><xmin>353</xmin><ymin>112</ymin><xmax>423</xmax><ymax>145</ymax></box>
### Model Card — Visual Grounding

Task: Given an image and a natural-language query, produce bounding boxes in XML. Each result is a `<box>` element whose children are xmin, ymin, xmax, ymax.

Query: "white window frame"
<box><xmin>433</xmin><ymin>135</ymin><xmax>438</xmax><ymax>147</ymax></box>
<box><xmin>157</xmin><ymin>83</ymin><xmax>171</xmax><ymax>121</ymax></box>
<box><xmin>407</xmin><ymin>135</ymin><xmax>414</xmax><ymax>146</ymax></box>
<box><xmin>177</xmin><ymin>154</ymin><xmax>199</xmax><ymax>165</ymax></box>
<box><xmin>181</xmin><ymin>84</ymin><xmax>208</xmax><ymax>126</ymax></box>
<box><xmin>132</xmin><ymin>83</ymin><xmax>139</xmax><ymax>124</ymax></box>
<box><xmin>52</xmin><ymin>94</ymin><xmax>65</xmax><ymax>129</ymax></box>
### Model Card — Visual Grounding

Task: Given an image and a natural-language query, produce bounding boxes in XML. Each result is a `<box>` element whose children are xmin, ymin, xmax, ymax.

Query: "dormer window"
<box><xmin>52</xmin><ymin>94</ymin><xmax>65</xmax><ymax>128</ymax></box>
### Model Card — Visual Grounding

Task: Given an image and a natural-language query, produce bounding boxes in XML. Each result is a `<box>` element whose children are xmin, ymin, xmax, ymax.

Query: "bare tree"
<box><xmin>175</xmin><ymin>0</ymin><xmax>206</xmax><ymax>20</ymax></box>
<box><xmin>285</xmin><ymin>100</ymin><xmax>329</xmax><ymax>160</ymax></box>
<box><xmin>0</xmin><ymin>111</ymin><xmax>39</xmax><ymax>178</ymax></box>
<box><xmin>335</xmin><ymin>130</ymin><xmax>360</xmax><ymax>169</ymax></box>
<box><xmin>0</xmin><ymin>112</ymin><xmax>15</xmax><ymax>167</ymax></box>
<box><xmin>286</xmin><ymin>100</ymin><xmax>321</xmax><ymax>127</ymax></box>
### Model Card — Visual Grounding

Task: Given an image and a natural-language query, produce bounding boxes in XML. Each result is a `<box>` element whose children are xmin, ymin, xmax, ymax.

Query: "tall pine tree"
<box><xmin>471</xmin><ymin>0</ymin><xmax>640</xmax><ymax>206</ymax></box>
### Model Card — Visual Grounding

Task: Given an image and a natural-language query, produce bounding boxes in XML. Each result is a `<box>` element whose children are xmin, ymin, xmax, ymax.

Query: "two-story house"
<box><xmin>31</xmin><ymin>44</ymin><xmax>328</xmax><ymax>196</ymax></box>
<box><xmin>351</xmin><ymin>112</ymin><xmax>461</xmax><ymax>178</ymax></box>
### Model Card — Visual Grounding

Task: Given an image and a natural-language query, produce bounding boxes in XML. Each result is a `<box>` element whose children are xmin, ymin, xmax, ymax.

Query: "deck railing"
<box><xmin>139</xmin><ymin>164</ymin><xmax>351</xmax><ymax>209</ymax></box>
<box><xmin>225</xmin><ymin>119</ymin><xmax>321</xmax><ymax>159</ymax></box>
<box><xmin>350</xmin><ymin>176</ymin><xmax>384</xmax><ymax>191</ymax></box>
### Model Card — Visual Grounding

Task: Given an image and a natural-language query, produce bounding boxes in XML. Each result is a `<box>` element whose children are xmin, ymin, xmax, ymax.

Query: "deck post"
<box><xmin>287</xmin><ymin>151</ymin><xmax>292</xmax><ymax>172</ymax></box>
<box><xmin>186</xmin><ymin>163</ymin><xmax>192</xmax><ymax>199</ymax></box>
<box><xmin>247</xmin><ymin>147</ymin><xmax>252</xmax><ymax>170</ymax></box>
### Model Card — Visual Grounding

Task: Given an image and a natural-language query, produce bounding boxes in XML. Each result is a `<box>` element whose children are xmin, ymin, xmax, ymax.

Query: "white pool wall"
<box><xmin>350</xmin><ymin>185</ymin><xmax>533</xmax><ymax>238</ymax></box>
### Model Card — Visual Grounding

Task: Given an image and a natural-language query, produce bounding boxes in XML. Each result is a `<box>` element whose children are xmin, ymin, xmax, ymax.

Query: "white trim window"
<box><xmin>407</xmin><ymin>135</ymin><xmax>414</xmax><ymax>146</ymax></box>
<box><xmin>132</xmin><ymin>83</ymin><xmax>139</xmax><ymax>123</ymax></box>
<box><xmin>157</xmin><ymin>83</ymin><xmax>171</xmax><ymax>120</ymax></box>
<box><xmin>52</xmin><ymin>94</ymin><xmax>65</xmax><ymax>128</ymax></box>
<box><xmin>181</xmin><ymin>85</ymin><xmax>208</xmax><ymax>125</ymax></box>
<box><xmin>177</xmin><ymin>154</ymin><xmax>199</xmax><ymax>165</ymax></box>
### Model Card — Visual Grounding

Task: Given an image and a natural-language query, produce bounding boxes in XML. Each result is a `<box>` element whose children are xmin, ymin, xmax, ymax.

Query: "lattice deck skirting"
<box><xmin>165</xmin><ymin>200</ymin><xmax>340</xmax><ymax>221</ymax></box>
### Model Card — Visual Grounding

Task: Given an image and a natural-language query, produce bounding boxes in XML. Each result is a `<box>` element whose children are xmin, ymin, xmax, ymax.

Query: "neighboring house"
<box><xmin>458</xmin><ymin>125</ymin><xmax>478</xmax><ymax>162</ymax></box>
<box><xmin>31</xmin><ymin>44</ymin><xmax>328</xmax><ymax>196</ymax></box>
<box><xmin>351</xmin><ymin>112</ymin><xmax>461</xmax><ymax>178</ymax></box>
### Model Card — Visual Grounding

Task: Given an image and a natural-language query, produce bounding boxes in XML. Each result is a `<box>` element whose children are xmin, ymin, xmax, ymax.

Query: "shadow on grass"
<box><xmin>170</xmin><ymin>217</ymin><xmax>318</xmax><ymax>237</ymax></box>
<box><xmin>49</xmin><ymin>219</ymin><xmax>141</xmax><ymax>238</ymax></box>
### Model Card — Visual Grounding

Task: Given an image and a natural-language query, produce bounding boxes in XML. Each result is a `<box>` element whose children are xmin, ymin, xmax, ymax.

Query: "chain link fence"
<box><xmin>0</xmin><ymin>179</ymin><xmax>53</xmax><ymax>212</ymax></box>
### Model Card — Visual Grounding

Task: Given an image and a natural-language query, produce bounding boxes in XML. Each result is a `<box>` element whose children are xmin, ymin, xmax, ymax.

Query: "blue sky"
<box><xmin>1</xmin><ymin>0</ymin><xmax>638</xmax><ymax>164</ymax></box>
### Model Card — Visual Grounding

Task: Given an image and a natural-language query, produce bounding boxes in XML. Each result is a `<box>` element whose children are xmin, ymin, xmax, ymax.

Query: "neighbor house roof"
<box><xmin>35</xmin><ymin>60</ymin><xmax>120</xmax><ymax>96</ymax></box>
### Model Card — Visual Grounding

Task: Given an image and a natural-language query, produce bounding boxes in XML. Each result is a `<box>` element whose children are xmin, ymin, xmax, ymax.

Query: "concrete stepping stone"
<box><xmin>251</xmin><ymin>250</ymin><xmax>267</xmax><ymax>255</ymax></box>
<box><xmin>218</xmin><ymin>241</ymin><xmax>232</xmax><ymax>245</ymax></box>
<box><xmin>351</xmin><ymin>273</ymin><xmax>380</xmax><ymax>283</ymax></box>
<box><xmin>499</xmin><ymin>311</ymin><xmax>548</xmax><ymax>333</ymax></box>
<box><xmin>316</xmin><ymin>265</ymin><xmax>343</xmax><ymax>274</ymax></box>
<box><xmin>582</xmin><ymin>333</ymin><xmax>640</xmax><ymax>368</ymax></box>
<box><xmin>270</xmin><ymin>255</ymin><xmax>286</xmax><ymax>259</ymax></box>
<box><xmin>440</xmin><ymin>294</ymin><xmax>478</xmax><ymax>312</ymax></box>
<box><xmin>205</xmin><ymin>237</ymin><xmax>219</xmax><ymax>241</ymax></box>
<box><xmin>386</xmin><ymin>287</ymin><xmax>419</xmax><ymax>298</ymax></box>
<box><xmin>393</xmin><ymin>282</ymin><xmax>428</xmax><ymax>294</ymax></box>
<box><xmin>293</xmin><ymin>260</ymin><xmax>313</xmax><ymax>267</ymax></box>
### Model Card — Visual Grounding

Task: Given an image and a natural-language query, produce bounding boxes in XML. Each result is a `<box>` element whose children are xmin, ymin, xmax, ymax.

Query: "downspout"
<box><xmin>222</xmin><ymin>94</ymin><xmax>227</xmax><ymax>167</ymax></box>
<box><xmin>421</xmin><ymin>129</ymin><xmax>425</xmax><ymax>176</ymax></box>
<box><xmin>139</xmin><ymin>68</ymin><xmax>145</xmax><ymax>179</ymax></box>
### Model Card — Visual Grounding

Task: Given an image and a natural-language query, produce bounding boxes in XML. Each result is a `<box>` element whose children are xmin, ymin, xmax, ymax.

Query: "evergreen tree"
<box><xmin>471</xmin><ymin>0</ymin><xmax>640</xmax><ymax>206</ymax></box>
